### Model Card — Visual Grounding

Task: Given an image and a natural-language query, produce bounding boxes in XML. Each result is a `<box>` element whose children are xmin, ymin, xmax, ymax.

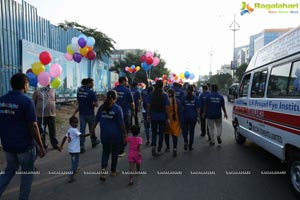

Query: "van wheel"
<box><xmin>234</xmin><ymin>125</ymin><xmax>246</xmax><ymax>144</ymax></box>
<box><xmin>288</xmin><ymin>153</ymin><xmax>300</xmax><ymax>199</ymax></box>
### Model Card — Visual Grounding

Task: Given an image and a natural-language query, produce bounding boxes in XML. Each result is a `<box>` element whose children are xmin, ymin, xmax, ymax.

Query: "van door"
<box><xmin>233</xmin><ymin>73</ymin><xmax>251</xmax><ymax>136</ymax></box>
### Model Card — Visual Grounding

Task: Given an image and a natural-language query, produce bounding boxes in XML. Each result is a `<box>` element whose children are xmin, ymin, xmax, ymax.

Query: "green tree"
<box><xmin>235</xmin><ymin>63</ymin><xmax>248</xmax><ymax>82</ymax></box>
<box><xmin>58</xmin><ymin>21</ymin><xmax>116</xmax><ymax>60</ymax></box>
<box><xmin>110</xmin><ymin>50</ymin><xmax>170</xmax><ymax>85</ymax></box>
<box><xmin>208</xmin><ymin>73</ymin><xmax>233</xmax><ymax>93</ymax></box>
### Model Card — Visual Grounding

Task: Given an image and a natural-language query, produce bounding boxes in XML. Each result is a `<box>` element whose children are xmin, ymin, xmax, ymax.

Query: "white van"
<box><xmin>232</xmin><ymin>26</ymin><xmax>300</xmax><ymax>198</ymax></box>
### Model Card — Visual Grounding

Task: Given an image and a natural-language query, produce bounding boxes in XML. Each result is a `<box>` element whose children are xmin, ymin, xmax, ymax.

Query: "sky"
<box><xmin>17</xmin><ymin>0</ymin><xmax>300</xmax><ymax>79</ymax></box>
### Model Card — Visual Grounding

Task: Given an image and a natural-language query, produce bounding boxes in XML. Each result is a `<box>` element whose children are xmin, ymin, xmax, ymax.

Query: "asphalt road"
<box><xmin>0</xmin><ymin>99</ymin><xmax>297</xmax><ymax>200</ymax></box>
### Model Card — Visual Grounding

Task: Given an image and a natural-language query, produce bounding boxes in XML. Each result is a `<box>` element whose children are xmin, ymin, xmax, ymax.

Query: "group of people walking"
<box><xmin>0</xmin><ymin>73</ymin><xmax>228</xmax><ymax>199</ymax></box>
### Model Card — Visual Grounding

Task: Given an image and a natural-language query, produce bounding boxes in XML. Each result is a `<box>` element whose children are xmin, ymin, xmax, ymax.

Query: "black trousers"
<box><xmin>38</xmin><ymin>116</ymin><xmax>59</xmax><ymax>148</ymax></box>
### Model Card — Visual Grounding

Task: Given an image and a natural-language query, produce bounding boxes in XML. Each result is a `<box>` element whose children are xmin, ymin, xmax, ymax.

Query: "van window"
<box><xmin>267</xmin><ymin>63</ymin><xmax>291</xmax><ymax>97</ymax></box>
<box><xmin>251</xmin><ymin>70</ymin><xmax>267</xmax><ymax>98</ymax></box>
<box><xmin>239</xmin><ymin>74</ymin><xmax>251</xmax><ymax>97</ymax></box>
<box><xmin>288</xmin><ymin>61</ymin><xmax>300</xmax><ymax>96</ymax></box>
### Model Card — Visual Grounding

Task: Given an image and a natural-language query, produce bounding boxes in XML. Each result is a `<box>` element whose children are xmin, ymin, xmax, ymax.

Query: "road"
<box><xmin>0</xmin><ymin>98</ymin><xmax>297</xmax><ymax>200</ymax></box>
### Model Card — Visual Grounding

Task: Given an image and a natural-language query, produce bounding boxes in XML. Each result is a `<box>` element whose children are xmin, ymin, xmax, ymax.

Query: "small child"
<box><xmin>126</xmin><ymin>125</ymin><xmax>142</xmax><ymax>185</ymax></box>
<box><xmin>59</xmin><ymin>116</ymin><xmax>90</xmax><ymax>183</ymax></box>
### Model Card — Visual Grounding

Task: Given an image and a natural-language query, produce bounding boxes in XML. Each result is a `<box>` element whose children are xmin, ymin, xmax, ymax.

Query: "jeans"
<box><xmin>69</xmin><ymin>153</ymin><xmax>79</xmax><ymax>177</ymax></box>
<box><xmin>101</xmin><ymin>143</ymin><xmax>121</xmax><ymax>172</ymax></box>
<box><xmin>200</xmin><ymin>116</ymin><xmax>210</xmax><ymax>136</ymax></box>
<box><xmin>164</xmin><ymin>134</ymin><xmax>178</xmax><ymax>149</ymax></box>
<box><xmin>119</xmin><ymin>114</ymin><xmax>130</xmax><ymax>155</ymax></box>
<box><xmin>183</xmin><ymin>121</ymin><xmax>197</xmax><ymax>147</ymax></box>
<box><xmin>143</xmin><ymin>113</ymin><xmax>150</xmax><ymax>142</ymax></box>
<box><xmin>151</xmin><ymin>120</ymin><xmax>165</xmax><ymax>150</ymax></box>
<box><xmin>0</xmin><ymin>148</ymin><xmax>36</xmax><ymax>200</ymax></box>
<box><xmin>38</xmin><ymin>116</ymin><xmax>59</xmax><ymax>148</ymax></box>
<box><xmin>79</xmin><ymin>115</ymin><xmax>96</xmax><ymax>148</ymax></box>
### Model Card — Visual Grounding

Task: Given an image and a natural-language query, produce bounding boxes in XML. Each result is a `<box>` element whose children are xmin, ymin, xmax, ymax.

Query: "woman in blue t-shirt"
<box><xmin>147</xmin><ymin>80</ymin><xmax>170</xmax><ymax>156</ymax></box>
<box><xmin>182</xmin><ymin>85</ymin><xmax>200</xmax><ymax>151</ymax></box>
<box><xmin>91</xmin><ymin>90</ymin><xmax>127</xmax><ymax>181</ymax></box>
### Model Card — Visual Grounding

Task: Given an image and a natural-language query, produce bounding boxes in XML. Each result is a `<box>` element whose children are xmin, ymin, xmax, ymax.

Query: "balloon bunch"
<box><xmin>140</xmin><ymin>51</ymin><xmax>160</xmax><ymax>79</ymax></box>
<box><xmin>26</xmin><ymin>51</ymin><xmax>62</xmax><ymax>88</ymax></box>
<box><xmin>64</xmin><ymin>34</ymin><xmax>96</xmax><ymax>63</ymax></box>
<box><xmin>179</xmin><ymin>71</ymin><xmax>195</xmax><ymax>80</ymax></box>
<box><xmin>125</xmin><ymin>65</ymin><xmax>141</xmax><ymax>73</ymax></box>
<box><xmin>125</xmin><ymin>65</ymin><xmax>141</xmax><ymax>83</ymax></box>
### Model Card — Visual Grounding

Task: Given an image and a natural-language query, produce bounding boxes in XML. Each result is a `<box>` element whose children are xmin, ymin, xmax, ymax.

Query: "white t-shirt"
<box><xmin>65</xmin><ymin>127</ymin><xmax>82</xmax><ymax>153</ymax></box>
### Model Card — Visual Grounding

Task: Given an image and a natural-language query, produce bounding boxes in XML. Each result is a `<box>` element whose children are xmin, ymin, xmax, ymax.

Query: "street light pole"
<box><xmin>208</xmin><ymin>49</ymin><xmax>214</xmax><ymax>79</ymax></box>
<box><xmin>229</xmin><ymin>13</ymin><xmax>240</xmax><ymax>81</ymax></box>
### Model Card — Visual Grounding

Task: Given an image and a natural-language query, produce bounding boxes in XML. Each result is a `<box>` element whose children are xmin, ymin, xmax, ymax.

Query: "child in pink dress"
<box><xmin>126</xmin><ymin>125</ymin><xmax>142</xmax><ymax>185</ymax></box>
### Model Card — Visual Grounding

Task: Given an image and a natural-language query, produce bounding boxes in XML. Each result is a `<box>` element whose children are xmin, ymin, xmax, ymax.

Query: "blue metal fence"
<box><xmin>0</xmin><ymin>0</ymin><xmax>110</xmax><ymax>96</ymax></box>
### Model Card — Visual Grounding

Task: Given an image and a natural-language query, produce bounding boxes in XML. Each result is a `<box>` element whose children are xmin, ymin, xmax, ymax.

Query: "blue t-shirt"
<box><xmin>77</xmin><ymin>86</ymin><xmax>97</xmax><ymax>116</ymax></box>
<box><xmin>130</xmin><ymin>88</ymin><xmax>141</xmax><ymax>107</ymax></box>
<box><xmin>114</xmin><ymin>85</ymin><xmax>134</xmax><ymax>116</ymax></box>
<box><xmin>174</xmin><ymin>87</ymin><xmax>185</xmax><ymax>101</ymax></box>
<box><xmin>199</xmin><ymin>91</ymin><xmax>210</xmax><ymax>113</ymax></box>
<box><xmin>95</xmin><ymin>104</ymin><xmax>124</xmax><ymax>144</ymax></box>
<box><xmin>147</xmin><ymin>92</ymin><xmax>170</xmax><ymax>121</ymax></box>
<box><xmin>182</xmin><ymin>95</ymin><xmax>200</xmax><ymax>122</ymax></box>
<box><xmin>206</xmin><ymin>92</ymin><xmax>225</xmax><ymax>119</ymax></box>
<box><xmin>0</xmin><ymin>91</ymin><xmax>36</xmax><ymax>153</ymax></box>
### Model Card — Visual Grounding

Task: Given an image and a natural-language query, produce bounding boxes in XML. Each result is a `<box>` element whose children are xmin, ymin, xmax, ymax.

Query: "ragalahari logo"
<box><xmin>241</xmin><ymin>2</ymin><xmax>254</xmax><ymax>15</ymax></box>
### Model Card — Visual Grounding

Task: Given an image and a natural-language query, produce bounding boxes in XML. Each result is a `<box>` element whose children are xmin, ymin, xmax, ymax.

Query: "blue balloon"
<box><xmin>189</xmin><ymin>73</ymin><xmax>195</xmax><ymax>80</ymax></box>
<box><xmin>26</xmin><ymin>72</ymin><xmax>38</xmax><ymax>87</ymax></box>
<box><xmin>184</xmin><ymin>71</ymin><xmax>190</xmax><ymax>79</ymax></box>
<box><xmin>142</xmin><ymin>62</ymin><xmax>149</xmax><ymax>71</ymax></box>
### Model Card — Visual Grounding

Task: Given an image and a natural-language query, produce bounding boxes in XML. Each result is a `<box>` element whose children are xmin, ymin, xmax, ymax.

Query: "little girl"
<box><xmin>126</xmin><ymin>125</ymin><xmax>142</xmax><ymax>185</ymax></box>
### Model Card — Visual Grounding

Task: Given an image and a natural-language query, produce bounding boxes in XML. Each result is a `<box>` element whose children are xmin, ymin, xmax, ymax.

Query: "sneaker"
<box><xmin>111</xmin><ymin>171</ymin><xmax>119</xmax><ymax>177</ymax></box>
<box><xmin>200</xmin><ymin>133</ymin><xmax>205</xmax><ymax>137</ymax></box>
<box><xmin>92</xmin><ymin>139</ymin><xmax>100</xmax><ymax>148</ymax></box>
<box><xmin>100</xmin><ymin>169</ymin><xmax>107</xmax><ymax>182</ymax></box>
<box><xmin>189</xmin><ymin>146</ymin><xmax>194</xmax><ymax>151</ymax></box>
<box><xmin>184</xmin><ymin>143</ymin><xmax>188</xmax><ymax>151</ymax></box>
<box><xmin>118</xmin><ymin>152</ymin><xmax>126</xmax><ymax>157</ymax></box>
<box><xmin>165</xmin><ymin>148</ymin><xmax>170</xmax><ymax>152</ymax></box>
<box><xmin>209</xmin><ymin>142</ymin><xmax>215</xmax><ymax>146</ymax></box>
<box><xmin>146</xmin><ymin>141</ymin><xmax>150</xmax><ymax>146</ymax></box>
<box><xmin>217</xmin><ymin>137</ymin><xmax>222</xmax><ymax>144</ymax></box>
<box><xmin>172</xmin><ymin>149</ymin><xmax>177</xmax><ymax>157</ymax></box>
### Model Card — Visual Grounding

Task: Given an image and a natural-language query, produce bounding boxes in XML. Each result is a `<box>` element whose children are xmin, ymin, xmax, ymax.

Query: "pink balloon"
<box><xmin>125</xmin><ymin>66</ymin><xmax>129</xmax><ymax>71</ymax></box>
<box><xmin>49</xmin><ymin>63</ymin><xmax>62</xmax><ymax>78</ymax></box>
<box><xmin>64</xmin><ymin>53</ymin><xmax>73</xmax><ymax>61</ymax></box>
<box><xmin>146</xmin><ymin>51</ymin><xmax>153</xmax><ymax>57</ymax></box>
<box><xmin>38</xmin><ymin>72</ymin><xmax>51</xmax><ymax>86</ymax></box>
<box><xmin>152</xmin><ymin>57</ymin><xmax>160</xmax><ymax>67</ymax></box>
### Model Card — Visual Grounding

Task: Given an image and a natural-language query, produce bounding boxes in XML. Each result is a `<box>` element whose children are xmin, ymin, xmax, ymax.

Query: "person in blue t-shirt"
<box><xmin>182</xmin><ymin>85</ymin><xmax>200</xmax><ymax>151</ymax></box>
<box><xmin>130</xmin><ymin>82</ymin><xmax>141</xmax><ymax>126</ymax></box>
<box><xmin>91</xmin><ymin>90</ymin><xmax>127</xmax><ymax>181</ymax></box>
<box><xmin>0</xmin><ymin>73</ymin><xmax>46</xmax><ymax>200</ymax></box>
<box><xmin>114</xmin><ymin>76</ymin><xmax>135</xmax><ymax>157</ymax></box>
<box><xmin>202</xmin><ymin>84</ymin><xmax>228</xmax><ymax>145</ymax></box>
<box><xmin>142</xmin><ymin>86</ymin><xmax>154</xmax><ymax>145</ymax></box>
<box><xmin>173</xmin><ymin>82</ymin><xmax>185</xmax><ymax>101</ymax></box>
<box><xmin>147</xmin><ymin>80</ymin><xmax>170</xmax><ymax>156</ymax></box>
<box><xmin>73</xmin><ymin>78</ymin><xmax>99</xmax><ymax>153</ymax></box>
<box><xmin>199</xmin><ymin>85</ymin><xmax>211</xmax><ymax>140</ymax></box>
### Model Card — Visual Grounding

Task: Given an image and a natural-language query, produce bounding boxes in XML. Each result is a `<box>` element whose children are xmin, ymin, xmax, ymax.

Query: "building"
<box><xmin>217</xmin><ymin>64</ymin><xmax>232</xmax><ymax>75</ymax></box>
<box><xmin>249</xmin><ymin>28</ymin><xmax>292</xmax><ymax>62</ymax></box>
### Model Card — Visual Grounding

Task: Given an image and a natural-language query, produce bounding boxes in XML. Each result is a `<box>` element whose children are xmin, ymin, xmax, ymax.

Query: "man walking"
<box><xmin>0</xmin><ymin>73</ymin><xmax>46</xmax><ymax>200</ymax></box>
<box><xmin>202</xmin><ymin>84</ymin><xmax>228</xmax><ymax>145</ymax></box>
